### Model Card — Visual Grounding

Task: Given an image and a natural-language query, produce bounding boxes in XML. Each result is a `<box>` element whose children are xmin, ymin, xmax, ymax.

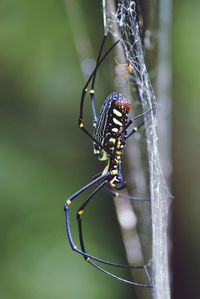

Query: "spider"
<box><xmin>115</xmin><ymin>57</ymin><xmax>134</xmax><ymax>74</ymax></box>
<box><xmin>64</xmin><ymin>34</ymin><xmax>154</xmax><ymax>288</ymax></box>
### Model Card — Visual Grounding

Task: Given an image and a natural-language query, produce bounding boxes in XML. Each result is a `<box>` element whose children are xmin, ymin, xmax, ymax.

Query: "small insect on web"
<box><xmin>114</xmin><ymin>57</ymin><xmax>141</xmax><ymax>88</ymax></box>
<box><xmin>64</xmin><ymin>34</ymin><xmax>155</xmax><ymax>288</ymax></box>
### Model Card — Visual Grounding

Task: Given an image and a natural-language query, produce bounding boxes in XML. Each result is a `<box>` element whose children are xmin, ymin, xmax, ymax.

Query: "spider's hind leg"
<box><xmin>76</xmin><ymin>181</ymin><xmax>107</xmax><ymax>260</ymax></box>
<box><xmin>74</xmin><ymin>183</ymin><xmax>152</xmax><ymax>288</ymax></box>
<box><xmin>64</xmin><ymin>173</ymin><xmax>110</xmax><ymax>251</ymax></box>
<box><xmin>103</xmin><ymin>186</ymin><xmax>150</xmax><ymax>202</ymax></box>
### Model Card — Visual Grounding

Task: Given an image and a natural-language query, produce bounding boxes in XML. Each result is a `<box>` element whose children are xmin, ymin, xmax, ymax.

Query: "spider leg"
<box><xmin>64</xmin><ymin>173</ymin><xmax>110</xmax><ymax>250</ymax></box>
<box><xmin>102</xmin><ymin>185</ymin><xmax>150</xmax><ymax>201</ymax></box>
<box><xmin>64</xmin><ymin>175</ymin><xmax>152</xmax><ymax>287</ymax></box>
<box><xmin>87</xmin><ymin>259</ymin><xmax>153</xmax><ymax>288</ymax></box>
<box><xmin>124</xmin><ymin>104</ymin><xmax>157</xmax><ymax>131</ymax></box>
<box><xmin>92</xmin><ymin>173</ymin><xmax>150</xmax><ymax>201</ymax></box>
<box><xmin>126</xmin><ymin>121</ymin><xmax>144</xmax><ymax>139</ymax></box>
<box><xmin>65</xmin><ymin>202</ymin><xmax>152</xmax><ymax>287</ymax></box>
<box><xmin>76</xmin><ymin>181</ymin><xmax>107</xmax><ymax>260</ymax></box>
<box><xmin>90</xmin><ymin>36</ymin><xmax>107</xmax><ymax>126</ymax></box>
<box><xmin>92</xmin><ymin>172</ymin><xmax>103</xmax><ymax>180</ymax></box>
<box><xmin>78</xmin><ymin>37</ymin><xmax>120</xmax><ymax>141</ymax></box>
<box><xmin>64</xmin><ymin>173</ymin><xmax>110</xmax><ymax>206</ymax></box>
<box><xmin>66</xmin><ymin>199</ymin><xmax>145</xmax><ymax>269</ymax></box>
<box><xmin>65</xmin><ymin>173</ymin><xmax>142</xmax><ymax>266</ymax></box>
<box><xmin>72</xmin><ymin>183</ymin><xmax>152</xmax><ymax>287</ymax></box>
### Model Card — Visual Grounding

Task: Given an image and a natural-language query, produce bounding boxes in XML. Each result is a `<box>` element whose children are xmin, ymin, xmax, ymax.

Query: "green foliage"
<box><xmin>1</xmin><ymin>0</ymin><xmax>200</xmax><ymax>298</ymax></box>
<box><xmin>0</xmin><ymin>1</ymin><xmax>133</xmax><ymax>298</ymax></box>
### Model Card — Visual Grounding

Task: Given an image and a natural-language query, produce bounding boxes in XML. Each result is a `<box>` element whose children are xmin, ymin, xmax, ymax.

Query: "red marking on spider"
<box><xmin>115</xmin><ymin>98</ymin><xmax>132</xmax><ymax>112</ymax></box>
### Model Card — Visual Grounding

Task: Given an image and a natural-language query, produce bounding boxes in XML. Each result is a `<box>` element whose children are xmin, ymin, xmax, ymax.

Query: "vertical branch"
<box><xmin>152</xmin><ymin>0</ymin><xmax>172</xmax><ymax>298</ymax></box>
<box><xmin>157</xmin><ymin>0</ymin><xmax>172</xmax><ymax>184</ymax></box>
<box><xmin>104</xmin><ymin>2</ymin><xmax>153</xmax><ymax>298</ymax></box>
<box><xmin>104</xmin><ymin>1</ymin><xmax>172</xmax><ymax>298</ymax></box>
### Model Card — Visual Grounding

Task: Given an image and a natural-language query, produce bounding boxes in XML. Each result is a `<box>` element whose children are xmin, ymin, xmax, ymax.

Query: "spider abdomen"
<box><xmin>93</xmin><ymin>92</ymin><xmax>131</xmax><ymax>158</ymax></box>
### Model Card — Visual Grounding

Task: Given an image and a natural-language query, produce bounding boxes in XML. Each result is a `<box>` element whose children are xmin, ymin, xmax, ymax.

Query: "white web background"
<box><xmin>103</xmin><ymin>1</ymin><xmax>172</xmax><ymax>298</ymax></box>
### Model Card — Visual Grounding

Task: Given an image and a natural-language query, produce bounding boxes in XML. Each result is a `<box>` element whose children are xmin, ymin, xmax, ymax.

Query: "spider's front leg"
<box><xmin>125</xmin><ymin>104</ymin><xmax>158</xmax><ymax>134</ymax></box>
<box><xmin>78</xmin><ymin>36</ymin><xmax>120</xmax><ymax>141</ymax></box>
<box><xmin>118</xmin><ymin>104</ymin><xmax>158</xmax><ymax>142</ymax></box>
<box><xmin>126</xmin><ymin>121</ymin><xmax>144</xmax><ymax>139</ymax></box>
<box><xmin>79</xmin><ymin>35</ymin><xmax>107</xmax><ymax>129</ymax></box>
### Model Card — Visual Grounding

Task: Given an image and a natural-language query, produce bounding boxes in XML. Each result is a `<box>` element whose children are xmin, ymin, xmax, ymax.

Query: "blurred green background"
<box><xmin>0</xmin><ymin>0</ymin><xmax>199</xmax><ymax>298</ymax></box>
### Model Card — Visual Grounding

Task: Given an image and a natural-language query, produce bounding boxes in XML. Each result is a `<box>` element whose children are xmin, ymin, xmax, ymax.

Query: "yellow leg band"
<box><xmin>78</xmin><ymin>209</ymin><xmax>84</xmax><ymax>215</ymax></box>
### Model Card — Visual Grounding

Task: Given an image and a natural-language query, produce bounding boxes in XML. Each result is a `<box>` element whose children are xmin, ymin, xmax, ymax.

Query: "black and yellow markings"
<box><xmin>84</xmin><ymin>88</ymin><xmax>94</xmax><ymax>95</ymax></box>
<box><xmin>113</xmin><ymin>108</ymin><xmax>122</xmax><ymax>117</ymax></box>
<box><xmin>97</xmin><ymin>149</ymin><xmax>108</xmax><ymax>161</ymax></box>
<box><xmin>79</xmin><ymin>117</ymin><xmax>84</xmax><ymax>129</ymax></box>
<box><xmin>117</xmin><ymin>140</ymin><xmax>121</xmax><ymax>147</ymax></box>
<box><xmin>66</xmin><ymin>199</ymin><xmax>72</xmax><ymax>205</ymax></box>
<box><xmin>110</xmin><ymin>180</ymin><xmax>116</xmax><ymax>188</ymax></box>
<box><xmin>111</xmin><ymin>169</ymin><xmax>118</xmax><ymax>176</ymax></box>
<box><xmin>111</xmin><ymin>127</ymin><xmax>118</xmax><ymax>133</ymax></box>
<box><xmin>108</xmin><ymin>137</ymin><xmax>116</xmax><ymax>144</ymax></box>
<box><xmin>116</xmin><ymin>150</ymin><xmax>121</xmax><ymax>155</ymax></box>
<box><xmin>113</xmin><ymin>117</ymin><xmax>122</xmax><ymax>126</ymax></box>
<box><xmin>78</xmin><ymin>209</ymin><xmax>84</xmax><ymax>216</ymax></box>
<box><xmin>109</xmin><ymin>181</ymin><xmax>116</xmax><ymax>187</ymax></box>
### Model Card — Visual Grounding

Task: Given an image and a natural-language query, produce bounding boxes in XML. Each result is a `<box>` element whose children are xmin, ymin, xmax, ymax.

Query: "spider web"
<box><xmin>103</xmin><ymin>1</ymin><xmax>172</xmax><ymax>298</ymax></box>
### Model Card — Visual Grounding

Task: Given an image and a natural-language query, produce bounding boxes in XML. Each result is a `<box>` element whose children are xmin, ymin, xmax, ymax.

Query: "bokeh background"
<box><xmin>0</xmin><ymin>0</ymin><xmax>199</xmax><ymax>298</ymax></box>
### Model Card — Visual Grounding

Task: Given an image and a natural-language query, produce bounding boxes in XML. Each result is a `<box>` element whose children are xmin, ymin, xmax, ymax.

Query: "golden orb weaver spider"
<box><xmin>64</xmin><ymin>34</ymin><xmax>155</xmax><ymax>288</ymax></box>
